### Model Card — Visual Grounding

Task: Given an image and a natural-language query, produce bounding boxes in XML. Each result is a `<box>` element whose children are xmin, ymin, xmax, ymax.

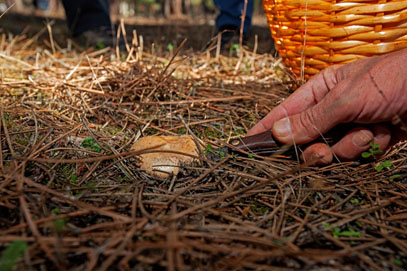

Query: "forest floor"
<box><xmin>0</xmin><ymin>11</ymin><xmax>407</xmax><ymax>271</ymax></box>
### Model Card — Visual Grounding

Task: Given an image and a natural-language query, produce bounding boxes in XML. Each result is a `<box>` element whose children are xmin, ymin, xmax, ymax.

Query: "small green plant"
<box><xmin>70</xmin><ymin>174</ymin><xmax>77</xmax><ymax>185</ymax></box>
<box><xmin>87</xmin><ymin>181</ymin><xmax>98</xmax><ymax>190</ymax></box>
<box><xmin>231</xmin><ymin>127</ymin><xmax>246</xmax><ymax>137</ymax></box>
<box><xmin>389</xmin><ymin>174</ymin><xmax>402</xmax><ymax>182</ymax></box>
<box><xmin>53</xmin><ymin>218</ymin><xmax>66</xmax><ymax>233</ymax></box>
<box><xmin>273</xmin><ymin>239</ymin><xmax>284</xmax><ymax>246</ymax></box>
<box><xmin>355</xmin><ymin>221</ymin><xmax>362</xmax><ymax>227</ymax></box>
<box><xmin>229</xmin><ymin>43</ymin><xmax>240</xmax><ymax>57</ymax></box>
<box><xmin>204</xmin><ymin>144</ymin><xmax>213</xmax><ymax>154</ymax></box>
<box><xmin>177</xmin><ymin>127</ymin><xmax>187</xmax><ymax>135</ymax></box>
<box><xmin>0</xmin><ymin>240</ymin><xmax>28</xmax><ymax>271</ymax></box>
<box><xmin>247</xmin><ymin>153</ymin><xmax>254</xmax><ymax>159</ymax></box>
<box><xmin>95</xmin><ymin>41</ymin><xmax>106</xmax><ymax>50</ymax></box>
<box><xmin>361</xmin><ymin>142</ymin><xmax>383</xmax><ymax>159</ymax></box>
<box><xmin>393</xmin><ymin>257</ymin><xmax>406</xmax><ymax>267</ymax></box>
<box><xmin>204</xmin><ymin>127</ymin><xmax>222</xmax><ymax>138</ymax></box>
<box><xmin>376</xmin><ymin>160</ymin><xmax>392</xmax><ymax>172</ymax></box>
<box><xmin>51</xmin><ymin>208</ymin><xmax>60</xmax><ymax>215</ymax></box>
<box><xmin>216</xmin><ymin>150</ymin><xmax>225</xmax><ymax>158</ymax></box>
<box><xmin>51</xmin><ymin>207</ymin><xmax>66</xmax><ymax>233</ymax></box>
<box><xmin>250</xmin><ymin>201</ymin><xmax>270</xmax><ymax>215</ymax></box>
<box><xmin>81</xmin><ymin>136</ymin><xmax>102</xmax><ymax>153</ymax></box>
<box><xmin>350</xmin><ymin>198</ymin><xmax>359</xmax><ymax>205</ymax></box>
<box><xmin>167</xmin><ymin>43</ymin><xmax>174</xmax><ymax>54</ymax></box>
<box><xmin>323</xmin><ymin>222</ymin><xmax>361</xmax><ymax>238</ymax></box>
<box><xmin>362</xmin><ymin>142</ymin><xmax>395</xmax><ymax>174</ymax></box>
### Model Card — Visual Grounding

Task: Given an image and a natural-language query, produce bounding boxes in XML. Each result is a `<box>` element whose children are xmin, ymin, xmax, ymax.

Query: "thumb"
<box><xmin>272</xmin><ymin>92</ymin><xmax>348</xmax><ymax>144</ymax></box>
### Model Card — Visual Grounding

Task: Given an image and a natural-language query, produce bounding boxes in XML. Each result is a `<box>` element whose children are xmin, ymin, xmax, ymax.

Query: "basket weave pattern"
<box><xmin>263</xmin><ymin>0</ymin><xmax>407</xmax><ymax>79</ymax></box>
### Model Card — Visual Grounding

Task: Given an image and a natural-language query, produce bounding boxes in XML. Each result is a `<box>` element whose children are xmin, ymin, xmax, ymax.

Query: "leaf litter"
<box><xmin>0</xmin><ymin>29</ymin><xmax>407</xmax><ymax>271</ymax></box>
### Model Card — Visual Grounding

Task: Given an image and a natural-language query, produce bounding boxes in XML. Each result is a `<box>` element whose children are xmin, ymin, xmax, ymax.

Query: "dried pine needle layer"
<box><xmin>1</xmin><ymin>34</ymin><xmax>407</xmax><ymax>271</ymax></box>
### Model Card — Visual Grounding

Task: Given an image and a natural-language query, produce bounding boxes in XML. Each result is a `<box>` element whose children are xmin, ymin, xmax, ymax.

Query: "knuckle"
<box><xmin>297</xmin><ymin>109</ymin><xmax>320</xmax><ymax>140</ymax></box>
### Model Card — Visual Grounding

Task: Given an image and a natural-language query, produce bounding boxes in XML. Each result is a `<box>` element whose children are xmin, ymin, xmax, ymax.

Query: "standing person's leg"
<box><xmin>214</xmin><ymin>0</ymin><xmax>254</xmax><ymax>34</ymax></box>
<box><xmin>61</xmin><ymin>0</ymin><xmax>111</xmax><ymax>37</ymax></box>
<box><xmin>34</xmin><ymin>0</ymin><xmax>49</xmax><ymax>11</ymax></box>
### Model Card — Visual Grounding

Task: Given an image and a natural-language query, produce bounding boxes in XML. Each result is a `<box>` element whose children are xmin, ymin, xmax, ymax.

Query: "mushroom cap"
<box><xmin>131</xmin><ymin>135</ymin><xmax>199</xmax><ymax>179</ymax></box>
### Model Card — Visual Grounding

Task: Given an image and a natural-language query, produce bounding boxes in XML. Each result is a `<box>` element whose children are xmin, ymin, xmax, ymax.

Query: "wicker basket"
<box><xmin>263</xmin><ymin>0</ymin><xmax>407</xmax><ymax>79</ymax></box>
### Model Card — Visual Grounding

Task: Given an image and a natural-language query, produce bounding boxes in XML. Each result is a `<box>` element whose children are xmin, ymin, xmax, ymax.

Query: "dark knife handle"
<box><xmin>230</xmin><ymin>127</ymin><xmax>343</xmax><ymax>154</ymax></box>
<box><xmin>230</xmin><ymin>130</ymin><xmax>283</xmax><ymax>152</ymax></box>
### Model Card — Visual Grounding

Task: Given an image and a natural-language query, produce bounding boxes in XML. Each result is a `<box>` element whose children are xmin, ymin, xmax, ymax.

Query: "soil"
<box><xmin>0</xmin><ymin>12</ymin><xmax>276</xmax><ymax>54</ymax></box>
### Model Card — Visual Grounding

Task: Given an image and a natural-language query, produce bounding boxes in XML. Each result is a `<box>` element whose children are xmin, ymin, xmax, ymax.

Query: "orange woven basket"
<box><xmin>263</xmin><ymin>0</ymin><xmax>407</xmax><ymax>79</ymax></box>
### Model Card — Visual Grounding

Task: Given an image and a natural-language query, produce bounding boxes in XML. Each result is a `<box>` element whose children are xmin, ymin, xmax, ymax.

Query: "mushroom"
<box><xmin>131</xmin><ymin>135</ymin><xmax>199</xmax><ymax>179</ymax></box>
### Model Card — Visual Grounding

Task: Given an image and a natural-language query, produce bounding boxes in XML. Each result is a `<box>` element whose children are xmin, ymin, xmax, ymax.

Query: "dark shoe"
<box><xmin>73</xmin><ymin>27</ymin><xmax>124</xmax><ymax>50</ymax></box>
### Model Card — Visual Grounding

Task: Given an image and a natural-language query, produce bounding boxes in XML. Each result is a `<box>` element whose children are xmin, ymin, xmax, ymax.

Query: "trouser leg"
<box><xmin>213</xmin><ymin>0</ymin><xmax>254</xmax><ymax>34</ymax></box>
<box><xmin>34</xmin><ymin>0</ymin><xmax>49</xmax><ymax>11</ymax></box>
<box><xmin>61</xmin><ymin>0</ymin><xmax>111</xmax><ymax>36</ymax></box>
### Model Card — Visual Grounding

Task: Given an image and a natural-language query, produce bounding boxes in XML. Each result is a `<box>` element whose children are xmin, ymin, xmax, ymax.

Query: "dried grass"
<box><xmin>1</xmin><ymin>29</ymin><xmax>407</xmax><ymax>271</ymax></box>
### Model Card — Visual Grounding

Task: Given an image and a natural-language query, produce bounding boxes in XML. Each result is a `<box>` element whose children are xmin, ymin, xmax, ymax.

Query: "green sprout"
<box><xmin>361</xmin><ymin>142</ymin><xmax>383</xmax><ymax>159</ymax></box>
<box><xmin>376</xmin><ymin>160</ymin><xmax>392</xmax><ymax>172</ymax></box>
<box><xmin>350</xmin><ymin>198</ymin><xmax>359</xmax><ymax>205</ymax></box>
<box><xmin>229</xmin><ymin>43</ymin><xmax>240</xmax><ymax>57</ymax></box>
<box><xmin>323</xmin><ymin>222</ymin><xmax>361</xmax><ymax>238</ymax></box>
<box><xmin>81</xmin><ymin>136</ymin><xmax>102</xmax><ymax>153</ymax></box>
<box><xmin>70</xmin><ymin>174</ymin><xmax>77</xmax><ymax>185</ymax></box>
<box><xmin>389</xmin><ymin>174</ymin><xmax>402</xmax><ymax>182</ymax></box>
<box><xmin>362</xmin><ymin>142</ymin><xmax>395</xmax><ymax>174</ymax></box>
<box><xmin>95</xmin><ymin>41</ymin><xmax>106</xmax><ymax>50</ymax></box>
<box><xmin>51</xmin><ymin>207</ymin><xmax>66</xmax><ymax>233</ymax></box>
<box><xmin>0</xmin><ymin>240</ymin><xmax>28</xmax><ymax>271</ymax></box>
<box><xmin>394</xmin><ymin>258</ymin><xmax>406</xmax><ymax>267</ymax></box>
<box><xmin>167</xmin><ymin>43</ymin><xmax>174</xmax><ymax>53</ymax></box>
<box><xmin>204</xmin><ymin>144</ymin><xmax>213</xmax><ymax>154</ymax></box>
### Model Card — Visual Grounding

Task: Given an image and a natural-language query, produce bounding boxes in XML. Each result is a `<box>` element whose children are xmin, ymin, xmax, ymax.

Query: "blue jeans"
<box><xmin>35</xmin><ymin>0</ymin><xmax>49</xmax><ymax>10</ymax></box>
<box><xmin>214</xmin><ymin>0</ymin><xmax>254</xmax><ymax>34</ymax></box>
<box><xmin>61</xmin><ymin>0</ymin><xmax>111</xmax><ymax>36</ymax></box>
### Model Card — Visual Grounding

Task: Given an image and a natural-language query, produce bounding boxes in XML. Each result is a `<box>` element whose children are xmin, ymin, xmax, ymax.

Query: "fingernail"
<box><xmin>273</xmin><ymin>117</ymin><xmax>291</xmax><ymax>140</ymax></box>
<box><xmin>352</xmin><ymin>130</ymin><xmax>373</xmax><ymax>147</ymax></box>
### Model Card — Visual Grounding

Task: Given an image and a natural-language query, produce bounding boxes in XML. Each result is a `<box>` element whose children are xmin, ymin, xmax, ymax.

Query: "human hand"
<box><xmin>247</xmin><ymin>48</ymin><xmax>407</xmax><ymax>164</ymax></box>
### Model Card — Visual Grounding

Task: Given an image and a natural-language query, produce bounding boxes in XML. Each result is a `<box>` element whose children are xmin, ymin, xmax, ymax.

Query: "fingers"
<box><xmin>247</xmin><ymin>65</ymin><xmax>342</xmax><ymax>136</ymax></box>
<box><xmin>272</xmin><ymin>93</ymin><xmax>346</xmax><ymax>144</ymax></box>
<box><xmin>302</xmin><ymin>143</ymin><xmax>333</xmax><ymax>166</ymax></box>
<box><xmin>302</xmin><ymin>124</ymin><xmax>392</xmax><ymax>165</ymax></box>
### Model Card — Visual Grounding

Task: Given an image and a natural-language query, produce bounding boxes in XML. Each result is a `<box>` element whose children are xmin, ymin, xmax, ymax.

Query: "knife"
<box><xmin>208</xmin><ymin>129</ymin><xmax>338</xmax><ymax>161</ymax></box>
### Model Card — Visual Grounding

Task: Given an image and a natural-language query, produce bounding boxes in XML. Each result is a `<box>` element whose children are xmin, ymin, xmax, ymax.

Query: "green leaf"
<box><xmin>338</xmin><ymin>228</ymin><xmax>361</xmax><ymax>237</ymax></box>
<box><xmin>382</xmin><ymin>160</ymin><xmax>393</xmax><ymax>168</ymax></box>
<box><xmin>350</xmin><ymin>198</ymin><xmax>359</xmax><ymax>204</ymax></box>
<box><xmin>322</xmin><ymin>222</ymin><xmax>331</xmax><ymax>230</ymax></box>
<box><xmin>394</xmin><ymin>258</ymin><xmax>403</xmax><ymax>267</ymax></box>
<box><xmin>374</xmin><ymin>149</ymin><xmax>383</xmax><ymax>154</ymax></box>
<box><xmin>361</xmin><ymin>152</ymin><xmax>372</xmax><ymax>158</ymax></box>
<box><xmin>167</xmin><ymin>43</ymin><xmax>174</xmax><ymax>51</ymax></box>
<box><xmin>70</xmin><ymin>174</ymin><xmax>77</xmax><ymax>185</ymax></box>
<box><xmin>389</xmin><ymin>174</ymin><xmax>402</xmax><ymax>182</ymax></box>
<box><xmin>81</xmin><ymin>136</ymin><xmax>102</xmax><ymax>153</ymax></box>
<box><xmin>54</xmin><ymin>218</ymin><xmax>66</xmax><ymax>233</ymax></box>
<box><xmin>376</xmin><ymin>164</ymin><xmax>384</xmax><ymax>172</ymax></box>
<box><xmin>95</xmin><ymin>41</ymin><xmax>106</xmax><ymax>50</ymax></box>
<box><xmin>0</xmin><ymin>240</ymin><xmax>28</xmax><ymax>271</ymax></box>
<box><xmin>204</xmin><ymin>144</ymin><xmax>213</xmax><ymax>154</ymax></box>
